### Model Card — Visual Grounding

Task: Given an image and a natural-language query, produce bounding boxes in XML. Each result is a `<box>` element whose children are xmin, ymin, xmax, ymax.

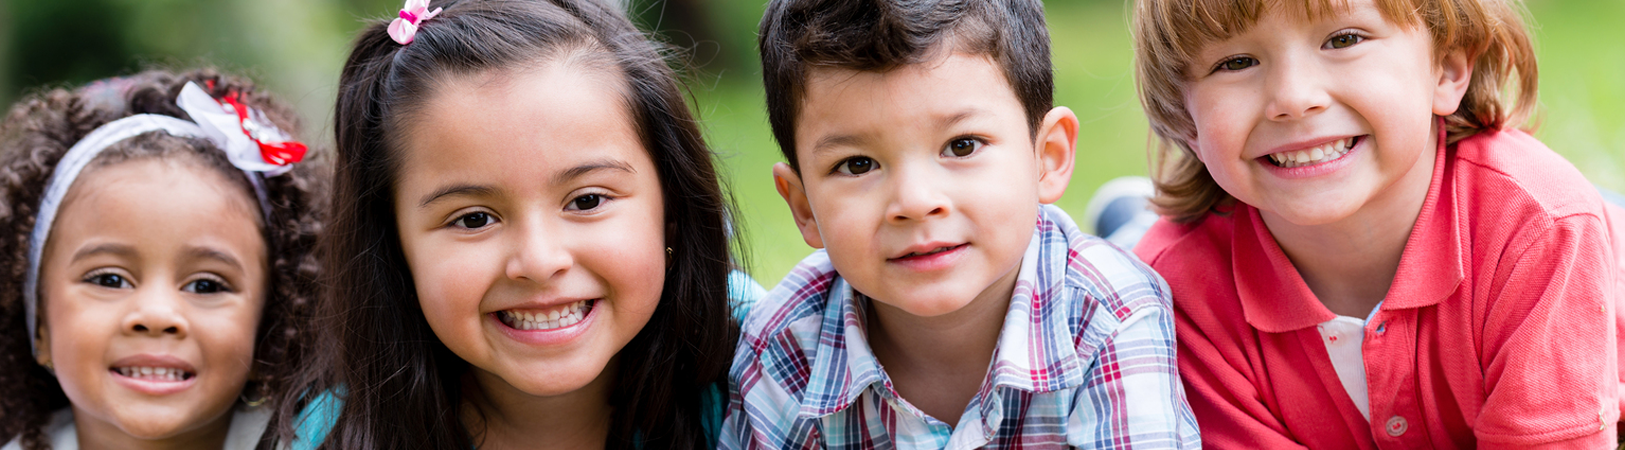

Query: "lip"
<box><xmin>109</xmin><ymin>354</ymin><xmax>198</xmax><ymax>396</ymax></box>
<box><xmin>887</xmin><ymin>242</ymin><xmax>967</xmax><ymax>272</ymax></box>
<box><xmin>1257</xmin><ymin>135</ymin><xmax>1364</xmax><ymax>179</ymax></box>
<box><xmin>1257</xmin><ymin>135</ymin><xmax>1360</xmax><ymax>158</ymax></box>
<box><xmin>490</xmin><ymin>298</ymin><xmax>600</xmax><ymax>346</ymax></box>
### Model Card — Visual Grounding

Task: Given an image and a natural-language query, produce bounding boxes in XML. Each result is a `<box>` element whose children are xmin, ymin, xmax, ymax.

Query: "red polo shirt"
<box><xmin>1136</xmin><ymin>129</ymin><xmax>1619</xmax><ymax>449</ymax></box>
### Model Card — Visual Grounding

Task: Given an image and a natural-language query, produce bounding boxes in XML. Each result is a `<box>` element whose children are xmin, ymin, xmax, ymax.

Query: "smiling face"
<box><xmin>392</xmin><ymin>62</ymin><xmax>665</xmax><ymax>399</ymax></box>
<box><xmin>1181</xmin><ymin>0</ymin><xmax>1471</xmax><ymax>227</ymax></box>
<box><xmin>37</xmin><ymin>158</ymin><xmax>265</xmax><ymax>446</ymax></box>
<box><xmin>774</xmin><ymin>52</ymin><xmax>1075</xmax><ymax>318</ymax></box>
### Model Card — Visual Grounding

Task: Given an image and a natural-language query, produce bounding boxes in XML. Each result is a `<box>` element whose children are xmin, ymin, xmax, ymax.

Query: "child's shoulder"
<box><xmin>1040</xmin><ymin>204</ymin><xmax>1172</xmax><ymax>316</ymax></box>
<box><xmin>737</xmin><ymin>250</ymin><xmax>842</xmax><ymax>350</ymax></box>
<box><xmin>1452</xmin><ymin>128</ymin><xmax>1605</xmax><ymax>220</ymax></box>
<box><xmin>1133</xmin><ymin>207</ymin><xmax>1237</xmax><ymax>275</ymax></box>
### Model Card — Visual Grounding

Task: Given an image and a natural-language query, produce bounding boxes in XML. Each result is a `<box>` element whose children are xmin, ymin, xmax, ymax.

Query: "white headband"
<box><xmin>24</xmin><ymin>81</ymin><xmax>304</xmax><ymax>356</ymax></box>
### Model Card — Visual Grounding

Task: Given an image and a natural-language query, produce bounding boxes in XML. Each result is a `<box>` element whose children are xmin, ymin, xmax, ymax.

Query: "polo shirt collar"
<box><xmin>1235</xmin><ymin>126</ymin><xmax>1464</xmax><ymax>332</ymax></box>
<box><xmin>797</xmin><ymin>204</ymin><xmax>1088</xmax><ymax>418</ymax></box>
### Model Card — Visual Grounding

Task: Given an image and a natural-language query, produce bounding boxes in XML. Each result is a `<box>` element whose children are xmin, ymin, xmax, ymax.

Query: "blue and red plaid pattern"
<box><xmin>723</xmin><ymin>204</ymin><xmax>1199</xmax><ymax>449</ymax></box>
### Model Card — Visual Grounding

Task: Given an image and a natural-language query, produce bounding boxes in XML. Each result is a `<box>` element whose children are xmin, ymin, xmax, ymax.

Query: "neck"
<box><xmin>73</xmin><ymin>407</ymin><xmax>233</xmax><ymax>450</ymax></box>
<box><xmin>866</xmin><ymin>261</ymin><xmax>1017</xmax><ymax>426</ymax></box>
<box><xmin>462</xmin><ymin>360</ymin><xmax>615</xmax><ymax>450</ymax></box>
<box><xmin>1261</xmin><ymin>135</ymin><xmax>1438</xmax><ymax>318</ymax></box>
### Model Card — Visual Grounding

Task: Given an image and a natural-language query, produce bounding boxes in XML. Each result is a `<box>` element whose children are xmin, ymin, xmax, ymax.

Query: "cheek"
<box><xmin>197</xmin><ymin>306</ymin><xmax>263</xmax><ymax>378</ymax></box>
<box><xmin>45</xmin><ymin>298</ymin><xmax>115</xmax><ymax>375</ymax></box>
<box><xmin>594</xmin><ymin>213</ymin><xmax>668</xmax><ymax>318</ymax></box>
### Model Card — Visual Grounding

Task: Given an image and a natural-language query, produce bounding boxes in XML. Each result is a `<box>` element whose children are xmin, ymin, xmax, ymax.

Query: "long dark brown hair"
<box><xmin>266</xmin><ymin>0</ymin><xmax>738</xmax><ymax>448</ymax></box>
<box><xmin>0</xmin><ymin>69</ymin><xmax>326</xmax><ymax>450</ymax></box>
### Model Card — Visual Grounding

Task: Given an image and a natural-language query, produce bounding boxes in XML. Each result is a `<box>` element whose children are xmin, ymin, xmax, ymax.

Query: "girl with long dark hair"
<box><xmin>267</xmin><ymin>0</ymin><xmax>753</xmax><ymax>448</ymax></box>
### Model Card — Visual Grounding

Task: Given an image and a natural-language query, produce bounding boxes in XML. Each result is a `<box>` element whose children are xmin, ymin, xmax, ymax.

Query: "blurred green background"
<box><xmin>3</xmin><ymin>0</ymin><xmax>1620</xmax><ymax>286</ymax></box>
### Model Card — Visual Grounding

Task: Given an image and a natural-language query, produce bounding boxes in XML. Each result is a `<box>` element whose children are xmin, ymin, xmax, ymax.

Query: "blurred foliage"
<box><xmin>2</xmin><ymin>0</ymin><xmax>1621</xmax><ymax>284</ymax></box>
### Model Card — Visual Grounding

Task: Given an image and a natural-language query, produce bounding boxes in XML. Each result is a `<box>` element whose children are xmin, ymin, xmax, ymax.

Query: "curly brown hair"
<box><xmin>0</xmin><ymin>69</ymin><xmax>327</xmax><ymax>450</ymax></box>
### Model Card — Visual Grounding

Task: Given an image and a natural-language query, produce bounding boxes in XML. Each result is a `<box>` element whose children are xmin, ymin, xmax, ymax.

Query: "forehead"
<box><xmin>51</xmin><ymin>158</ymin><xmax>265</xmax><ymax>263</ymax></box>
<box><xmin>794</xmin><ymin>53</ymin><xmax>1023</xmax><ymax>155</ymax></box>
<box><xmin>396</xmin><ymin>62</ymin><xmax>653</xmax><ymax>193</ymax></box>
<box><xmin>1165</xmin><ymin>0</ymin><xmax>1420</xmax><ymax>56</ymax></box>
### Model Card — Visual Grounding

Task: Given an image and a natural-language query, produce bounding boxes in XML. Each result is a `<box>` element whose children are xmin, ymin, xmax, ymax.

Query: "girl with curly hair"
<box><xmin>0</xmin><ymin>68</ymin><xmax>326</xmax><ymax>450</ymax></box>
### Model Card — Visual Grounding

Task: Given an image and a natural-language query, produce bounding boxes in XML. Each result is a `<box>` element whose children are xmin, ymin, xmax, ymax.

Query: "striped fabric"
<box><xmin>723</xmin><ymin>204</ymin><xmax>1200</xmax><ymax>449</ymax></box>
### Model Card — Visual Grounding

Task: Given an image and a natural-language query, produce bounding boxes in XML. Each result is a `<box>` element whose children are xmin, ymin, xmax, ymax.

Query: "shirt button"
<box><xmin>1385</xmin><ymin>416</ymin><xmax>1408</xmax><ymax>437</ymax></box>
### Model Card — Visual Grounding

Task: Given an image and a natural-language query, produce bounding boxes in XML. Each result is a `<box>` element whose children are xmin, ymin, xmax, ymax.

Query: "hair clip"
<box><xmin>389</xmin><ymin>0</ymin><xmax>443</xmax><ymax>45</ymax></box>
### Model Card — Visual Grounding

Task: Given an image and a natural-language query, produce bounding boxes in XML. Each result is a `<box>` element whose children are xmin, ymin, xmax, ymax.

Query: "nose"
<box><xmin>505</xmin><ymin>218</ymin><xmax>572</xmax><ymax>282</ymax></box>
<box><xmin>1263</xmin><ymin>55</ymin><xmax>1330</xmax><ymax>121</ymax></box>
<box><xmin>885</xmin><ymin>165</ymin><xmax>951</xmax><ymax>222</ymax></box>
<box><xmin>123</xmin><ymin>288</ymin><xmax>188</xmax><ymax>338</ymax></box>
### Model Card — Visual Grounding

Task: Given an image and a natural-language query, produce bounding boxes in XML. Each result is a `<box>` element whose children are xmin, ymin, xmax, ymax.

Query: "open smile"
<box><xmin>109</xmin><ymin>355</ymin><xmax>199</xmax><ymax>395</ymax></box>
<box><xmin>496</xmin><ymin>299</ymin><xmax>595</xmax><ymax>332</ymax></box>
<box><xmin>1263</xmin><ymin>135</ymin><xmax>1363</xmax><ymax>168</ymax></box>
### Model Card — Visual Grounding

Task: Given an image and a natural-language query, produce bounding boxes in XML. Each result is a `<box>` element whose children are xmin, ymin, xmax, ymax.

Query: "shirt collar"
<box><xmin>797</xmin><ymin>204</ymin><xmax>1088</xmax><ymax>418</ymax></box>
<box><xmin>1235</xmin><ymin>123</ymin><xmax>1464</xmax><ymax>332</ymax></box>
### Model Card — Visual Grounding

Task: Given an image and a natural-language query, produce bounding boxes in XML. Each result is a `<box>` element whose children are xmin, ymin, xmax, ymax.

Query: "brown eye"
<box><xmin>569</xmin><ymin>194</ymin><xmax>604</xmax><ymax>211</ymax></box>
<box><xmin>453</xmin><ymin>212</ymin><xmax>492</xmax><ymax>229</ymax></box>
<box><xmin>183</xmin><ymin>278</ymin><xmax>230</xmax><ymax>294</ymax></box>
<box><xmin>943</xmin><ymin>138</ymin><xmax>982</xmax><ymax>158</ymax></box>
<box><xmin>1326</xmin><ymin>33</ymin><xmax>1363</xmax><ymax>49</ymax></box>
<box><xmin>1219</xmin><ymin>57</ymin><xmax>1257</xmax><ymax>72</ymax></box>
<box><xmin>835</xmin><ymin>157</ymin><xmax>876</xmax><ymax>175</ymax></box>
<box><xmin>87</xmin><ymin>273</ymin><xmax>130</xmax><ymax>289</ymax></box>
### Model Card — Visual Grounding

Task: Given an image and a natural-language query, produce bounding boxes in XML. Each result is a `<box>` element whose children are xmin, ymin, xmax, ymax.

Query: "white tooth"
<box><xmin>562</xmin><ymin>316</ymin><xmax>576</xmax><ymax>327</ymax></box>
<box><xmin>1310</xmin><ymin>148</ymin><xmax>1325</xmax><ymax>161</ymax></box>
<box><xmin>140</xmin><ymin>367</ymin><xmax>152</xmax><ymax>376</ymax></box>
<box><xmin>549</xmin><ymin>310</ymin><xmax>561</xmax><ymax>321</ymax></box>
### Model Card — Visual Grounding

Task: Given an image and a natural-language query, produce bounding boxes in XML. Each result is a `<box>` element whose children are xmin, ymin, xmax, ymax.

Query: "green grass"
<box><xmin>693</xmin><ymin>0</ymin><xmax>1625</xmax><ymax>286</ymax></box>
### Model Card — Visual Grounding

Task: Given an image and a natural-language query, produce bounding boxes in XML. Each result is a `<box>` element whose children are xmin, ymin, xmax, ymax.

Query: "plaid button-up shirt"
<box><xmin>723</xmin><ymin>204</ymin><xmax>1200</xmax><ymax>449</ymax></box>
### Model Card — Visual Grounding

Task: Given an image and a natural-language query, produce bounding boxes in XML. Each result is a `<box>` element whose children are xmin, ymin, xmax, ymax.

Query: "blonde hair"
<box><xmin>1132</xmin><ymin>0</ymin><xmax>1538</xmax><ymax>222</ymax></box>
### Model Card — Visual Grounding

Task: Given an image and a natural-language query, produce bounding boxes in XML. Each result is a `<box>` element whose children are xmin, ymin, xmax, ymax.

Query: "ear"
<box><xmin>34</xmin><ymin>320</ymin><xmax>51</xmax><ymax>370</ymax></box>
<box><xmin>1432</xmin><ymin>48</ymin><xmax>1473</xmax><ymax>116</ymax></box>
<box><xmin>1034</xmin><ymin>106</ymin><xmax>1079</xmax><ymax>204</ymax></box>
<box><xmin>773</xmin><ymin>162</ymin><xmax>825</xmax><ymax>249</ymax></box>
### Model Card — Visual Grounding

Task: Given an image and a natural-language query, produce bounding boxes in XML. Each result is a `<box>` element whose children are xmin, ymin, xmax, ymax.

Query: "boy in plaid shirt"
<box><xmin>721</xmin><ymin>0</ymin><xmax>1199</xmax><ymax>448</ymax></box>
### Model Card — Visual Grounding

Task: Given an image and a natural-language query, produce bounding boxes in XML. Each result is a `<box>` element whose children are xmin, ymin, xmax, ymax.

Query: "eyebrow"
<box><xmin>72</xmin><ymin>243</ymin><xmax>137</xmax><ymax>263</ymax></box>
<box><xmin>552</xmin><ymin>159</ymin><xmax>635</xmax><ymax>186</ymax></box>
<box><xmin>808</xmin><ymin>109</ymin><xmax>985</xmax><ymax>155</ymax></box>
<box><xmin>183</xmin><ymin>246</ymin><xmax>244</xmax><ymax>270</ymax></box>
<box><xmin>418</xmin><ymin>184</ymin><xmax>499</xmax><ymax>209</ymax></box>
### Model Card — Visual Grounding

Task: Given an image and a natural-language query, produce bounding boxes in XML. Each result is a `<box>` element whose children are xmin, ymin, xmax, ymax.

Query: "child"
<box><xmin>723</xmin><ymin>0</ymin><xmax>1201</xmax><ymax>447</ymax></box>
<box><xmin>0</xmin><ymin>69</ymin><xmax>323</xmax><ymax>449</ymax></box>
<box><xmin>265</xmin><ymin>0</ymin><xmax>755</xmax><ymax>448</ymax></box>
<box><xmin>1130</xmin><ymin>0</ymin><xmax>1621</xmax><ymax>447</ymax></box>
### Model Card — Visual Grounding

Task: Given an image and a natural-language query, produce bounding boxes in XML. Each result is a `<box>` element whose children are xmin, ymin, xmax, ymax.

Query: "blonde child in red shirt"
<box><xmin>1127</xmin><ymin>0</ymin><xmax>1623</xmax><ymax>447</ymax></box>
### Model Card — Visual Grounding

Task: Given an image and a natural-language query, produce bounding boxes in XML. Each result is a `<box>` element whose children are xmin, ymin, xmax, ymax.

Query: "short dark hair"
<box><xmin>268</xmin><ymin>1</ymin><xmax>740</xmax><ymax>449</ymax></box>
<box><xmin>758</xmin><ymin>0</ymin><xmax>1055</xmax><ymax>171</ymax></box>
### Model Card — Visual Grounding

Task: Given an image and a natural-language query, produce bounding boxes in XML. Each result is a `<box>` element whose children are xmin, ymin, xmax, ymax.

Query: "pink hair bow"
<box><xmin>388</xmin><ymin>0</ymin><xmax>442</xmax><ymax>45</ymax></box>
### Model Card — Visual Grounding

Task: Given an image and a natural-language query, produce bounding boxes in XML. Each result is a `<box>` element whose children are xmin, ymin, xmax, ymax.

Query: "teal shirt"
<box><xmin>291</xmin><ymin>270</ymin><xmax>766</xmax><ymax>449</ymax></box>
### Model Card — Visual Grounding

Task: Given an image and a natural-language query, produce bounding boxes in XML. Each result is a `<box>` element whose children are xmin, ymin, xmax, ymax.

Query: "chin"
<box><xmin>888</xmin><ymin>294</ymin><xmax>977</xmax><ymax>318</ymax></box>
<box><xmin>115</xmin><ymin>416</ymin><xmax>204</xmax><ymax>440</ymax></box>
<box><xmin>503</xmin><ymin>363</ymin><xmax>607</xmax><ymax>397</ymax></box>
